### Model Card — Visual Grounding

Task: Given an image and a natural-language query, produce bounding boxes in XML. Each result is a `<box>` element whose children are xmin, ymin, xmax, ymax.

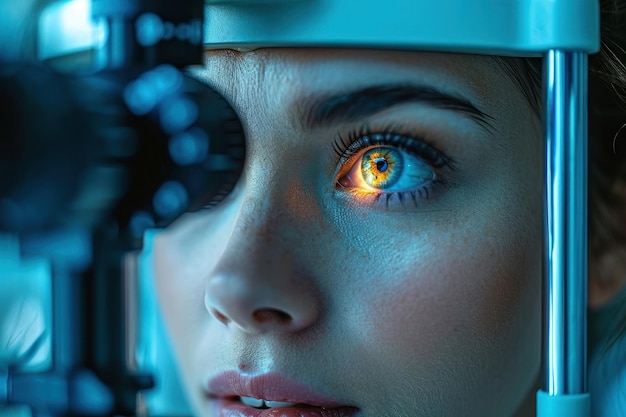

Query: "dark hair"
<box><xmin>579</xmin><ymin>0</ymin><xmax>626</xmax><ymax>346</ymax></box>
<box><xmin>589</xmin><ymin>0</ymin><xmax>626</xmax><ymax>265</ymax></box>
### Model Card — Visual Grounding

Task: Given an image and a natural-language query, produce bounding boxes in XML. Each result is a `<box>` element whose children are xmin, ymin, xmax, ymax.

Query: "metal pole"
<box><xmin>538</xmin><ymin>49</ymin><xmax>590</xmax><ymax>416</ymax></box>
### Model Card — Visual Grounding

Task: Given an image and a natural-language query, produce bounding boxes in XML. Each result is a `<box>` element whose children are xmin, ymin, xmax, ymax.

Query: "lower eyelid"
<box><xmin>337</xmin><ymin>178</ymin><xmax>443</xmax><ymax>209</ymax></box>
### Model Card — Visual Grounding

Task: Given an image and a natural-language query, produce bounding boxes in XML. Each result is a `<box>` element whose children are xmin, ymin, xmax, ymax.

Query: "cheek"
<box><xmin>326</xmin><ymin>155</ymin><xmax>542</xmax><ymax>364</ymax></box>
<box><xmin>342</xmin><ymin>211</ymin><xmax>542</xmax><ymax>412</ymax></box>
<box><xmin>327</xmin><ymin>148</ymin><xmax>542</xmax><ymax>387</ymax></box>
<box><xmin>359</xmin><ymin>238</ymin><xmax>538</xmax><ymax>355</ymax></box>
<box><xmin>151</xmin><ymin>204</ymin><xmax>240</xmax><ymax>365</ymax></box>
<box><xmin>332</xmin><ymin>174</ymin><xmax>542</xmax><ymax>356</ymax></box>
<box><xmin>152</xmin><ymin>234</ymin><xmax>205</xmax><ymax>360</ymax></box>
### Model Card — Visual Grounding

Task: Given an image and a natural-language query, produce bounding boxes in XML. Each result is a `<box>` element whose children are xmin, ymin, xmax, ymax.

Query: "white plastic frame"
<box><xmin>38</xmin><ymin>0</ymin><xmax>599</xmax><ymax>60</ymax></box>
<box><xmin>204</xmin><ymin>0</ymin><xmax>599</xmax><ymax>55</ymax></box>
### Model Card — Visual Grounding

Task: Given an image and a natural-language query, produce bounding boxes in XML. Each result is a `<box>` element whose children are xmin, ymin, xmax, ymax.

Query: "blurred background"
<box><xmin>0</xmin><ymin>1</ymin><xmax>193</xmax><ymax>415</ymax></box>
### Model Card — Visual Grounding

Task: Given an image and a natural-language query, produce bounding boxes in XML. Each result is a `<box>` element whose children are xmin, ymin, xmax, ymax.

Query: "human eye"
<box><xmin>333</xmin><ymin>125</ymin><xmax>455</xmax><ymax>207</ymax></box>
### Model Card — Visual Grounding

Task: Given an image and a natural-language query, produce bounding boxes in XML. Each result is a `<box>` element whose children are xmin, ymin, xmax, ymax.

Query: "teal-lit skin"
<box><xmin>153</xmin><ymin>49</ymin><xmax>543</xmax><ymax>417</ymax></box>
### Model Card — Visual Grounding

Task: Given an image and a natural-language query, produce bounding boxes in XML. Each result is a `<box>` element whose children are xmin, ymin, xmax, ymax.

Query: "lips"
<box><xmin>206</xmin><ymin>371</ymin><xmax>360</xmax><ymax>417</ymax></box>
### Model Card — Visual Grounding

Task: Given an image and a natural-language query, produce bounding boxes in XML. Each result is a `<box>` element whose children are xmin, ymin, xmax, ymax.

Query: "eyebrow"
<box><xmin>297</xmin><ymin>84</ymin><xmax>494</xmax><ymax>133</ymax></box>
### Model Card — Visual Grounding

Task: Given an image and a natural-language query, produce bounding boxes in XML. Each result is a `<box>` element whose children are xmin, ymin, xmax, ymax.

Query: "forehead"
<box><xmin>195</xmin><ymin>48</ymin><xmax>517</xmax><ymax>110</ymax></box>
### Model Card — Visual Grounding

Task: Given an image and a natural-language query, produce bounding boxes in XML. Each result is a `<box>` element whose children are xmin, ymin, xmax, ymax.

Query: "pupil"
<box><xmin>375</xmin><ymin>158</ymin><xmax>388</xmax><ymax>172</ymax></box>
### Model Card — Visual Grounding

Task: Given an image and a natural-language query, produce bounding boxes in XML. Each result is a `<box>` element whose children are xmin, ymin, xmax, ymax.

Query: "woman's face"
<box><xmin>153</xmin><ymin>48</ymin><xmax>543</xmax><ymax>417</ymax></box>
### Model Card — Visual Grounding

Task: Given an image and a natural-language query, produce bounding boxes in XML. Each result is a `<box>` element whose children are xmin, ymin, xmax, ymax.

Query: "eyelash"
<box><xmin>333</xmin><ymin>124</ymin><xmax>455</xmax><ymax>207</ymax></box>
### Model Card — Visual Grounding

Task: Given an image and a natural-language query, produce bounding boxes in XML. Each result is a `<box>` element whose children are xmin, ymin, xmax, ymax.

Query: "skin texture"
<box><xmin>152</xmin><ymin>48</ymin><xmax>543</xmax><ymax>417</ymax></box>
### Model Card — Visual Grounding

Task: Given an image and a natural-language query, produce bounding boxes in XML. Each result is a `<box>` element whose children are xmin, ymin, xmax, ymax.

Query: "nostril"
<box><xmin>211</xmin><ymin>308</ymin><xmax>230</xmax><ymax>325</ymax></box>
<box><xmin>252</xmin><ymin>308</ymin><xmax>292</xmax><ymax>325</ymax></box>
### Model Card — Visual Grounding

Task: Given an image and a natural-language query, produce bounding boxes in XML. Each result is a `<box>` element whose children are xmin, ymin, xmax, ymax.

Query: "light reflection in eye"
<box><xmin>346</xmin><ymin>146</ymin><xmax>435</xmax><ymax>193</ymax></box>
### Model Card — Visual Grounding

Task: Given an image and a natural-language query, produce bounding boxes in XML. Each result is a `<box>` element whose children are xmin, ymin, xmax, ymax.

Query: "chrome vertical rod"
<box><xmin>543</xmin><ymin>50</ymin><xmax>588</xmax><ymax>396</ymax></box>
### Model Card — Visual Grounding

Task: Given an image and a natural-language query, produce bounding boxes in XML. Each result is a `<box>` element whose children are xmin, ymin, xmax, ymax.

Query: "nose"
<box><xmin>205</xmin><ymin>268</ymin><xmax>320</xmax><ymax>334</ymax></box>
<box><xmin>203</xmin><ymin>200</ymin><xmax>321</xmax><ymax>335</ymax></box>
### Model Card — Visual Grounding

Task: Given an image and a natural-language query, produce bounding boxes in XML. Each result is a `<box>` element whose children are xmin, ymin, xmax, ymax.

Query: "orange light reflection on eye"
<box><xmin>346</xmin><ymin>187</ymin><xmax>381</xmax><ymax>201</ymax></box>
